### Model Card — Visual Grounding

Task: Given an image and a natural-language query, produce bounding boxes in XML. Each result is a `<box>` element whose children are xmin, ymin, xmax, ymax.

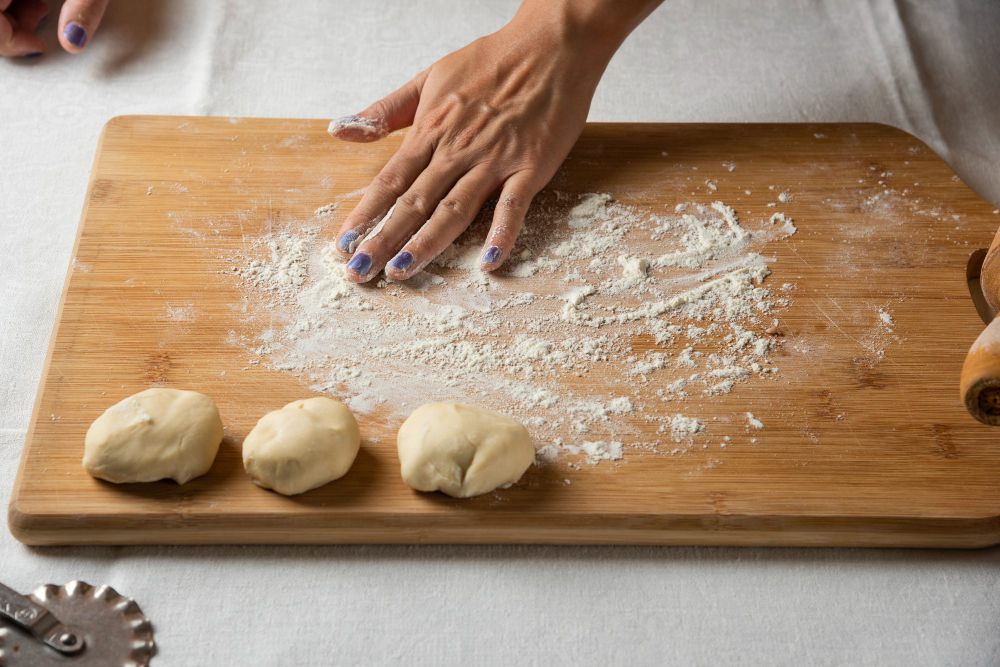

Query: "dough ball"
<box><xmin>242</xmin><ymin>397</ymin><xmax>360</xmax><ymax>496</ymax></box>
<box><xmin>397</xmin><ymin>402</ymin><xmax>534</xmax><ymax>498</ymax></box>
<box><xmin>83</xmin><ymin>388</ymin><xmax>223</xmax><ymax>484</ymax></box>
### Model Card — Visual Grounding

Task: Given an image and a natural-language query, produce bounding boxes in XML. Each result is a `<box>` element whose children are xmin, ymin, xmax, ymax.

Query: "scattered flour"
<box><xmin>617</xmin><ymin>255</ymin><xmax>650</xmax><ymax>286</ymax></box>
<box><xmin>667</xmin><ymin>414</ymin><xmax>704</xmax><ymax>442</ymax></box>
<box><xmin>878</xmin><ymin>308</ymin><xmax>894</xmax><ymax>331</ymax></box>
<box><xmin>859</xmin><ymin>305</ymin><xmax>901</xmax><ymax>363</ymax></box>
<box><xmin>314</xmin><ymin>202</ymin><xmax>338</xmax><ymax>217</ymax></box>
<box><xmin>769</xmin><ymin>212</ymin><xmax>797</xmax><ymax>236</ymax></box>
<box><xmin>563</xmin><ymin>440</ymin><xmax>624</xmax><ymax>464</ymax></box>
<box><xmin>164</xmin><ymin>303</ymin><xmax>195</xmax><ymax>322</ymax></box>
<box><xmin>228</xmin><ymin>191</ymin><xmax>797</xmax><ymax>466</ymax></box>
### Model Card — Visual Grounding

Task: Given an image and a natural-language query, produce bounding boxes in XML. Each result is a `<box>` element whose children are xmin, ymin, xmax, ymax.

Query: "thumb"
<box><xmin>0</xmin><ymin>1</ymin><xmax>47</xmax><ymax>57</ymax></box>
<box><xmin>59</xmin><ymin>0</ymin><xmax>109</xmax><ymax>53</ymax></box>
<box><xmin>328</xmin><ymin>71</ymin><xmax>426</xmax><ymax>143</ymax></box>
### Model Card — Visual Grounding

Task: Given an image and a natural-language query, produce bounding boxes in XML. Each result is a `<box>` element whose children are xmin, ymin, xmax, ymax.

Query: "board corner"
<box><xmin>6</xmin><ymin>491</ymin><xmax>45</xmax><ymax>546</ymax></box>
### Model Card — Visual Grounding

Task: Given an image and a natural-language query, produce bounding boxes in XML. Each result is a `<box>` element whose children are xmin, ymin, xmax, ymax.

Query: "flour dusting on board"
<box><xmin>228</xmin><ymin>192</ymin><xmax>797</xmax><ymax>465</ymax></box>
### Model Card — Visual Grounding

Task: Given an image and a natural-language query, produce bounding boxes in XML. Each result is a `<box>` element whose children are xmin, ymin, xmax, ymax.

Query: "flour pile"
<box><xmin>230</xmin><ymin>192</ymin><xmax>796</xmax><ymax>465</ymax></box>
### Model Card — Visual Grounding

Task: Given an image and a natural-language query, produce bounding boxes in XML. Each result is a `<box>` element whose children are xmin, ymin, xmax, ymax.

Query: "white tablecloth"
<box><xmin>2</xmin><ymin>1</ymin><xmax>999</xmax><ymax>664</ymax></box>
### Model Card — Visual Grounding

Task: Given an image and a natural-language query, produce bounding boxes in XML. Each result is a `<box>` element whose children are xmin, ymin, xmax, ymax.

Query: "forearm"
<box><xmin>510</xmin><ymin>0</ymin><xmax>664</xmax><ymax>63</ymax></box>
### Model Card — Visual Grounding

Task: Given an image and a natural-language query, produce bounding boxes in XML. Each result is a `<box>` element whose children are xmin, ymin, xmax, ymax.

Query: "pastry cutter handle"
<box><xmin>0</xmin><ymin>580</ymin><xmax>85</xmax><ymax>655</ymax></box>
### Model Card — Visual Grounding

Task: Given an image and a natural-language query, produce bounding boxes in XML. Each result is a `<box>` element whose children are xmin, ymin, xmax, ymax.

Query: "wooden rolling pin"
<box><xmin>961</xmin><ymin>235</ymin><xmax>1000</xmax><ymax>424</ymax></box>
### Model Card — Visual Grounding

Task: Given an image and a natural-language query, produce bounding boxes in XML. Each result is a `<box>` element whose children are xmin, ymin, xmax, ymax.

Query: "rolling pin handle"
<box><xmin>961</xmin><ymin>308</ymin><xmax>1000</xmax><ymax>425</ymax></box>
<box><xmin>978</xmin><ymin>385</ymin><xmax>1000</xmax><ymax>416</ymax></box>
<box><xmin>961</xmin><ymin>230</ymin><xmax>1000</xmax><ymax>424</ymax></box>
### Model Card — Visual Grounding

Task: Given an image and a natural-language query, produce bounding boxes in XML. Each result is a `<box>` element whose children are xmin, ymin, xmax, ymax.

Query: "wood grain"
<box><xmin>9</xmin><ymin>116</ymin><xmax>1000</xmax><ymax>547</ymax></box>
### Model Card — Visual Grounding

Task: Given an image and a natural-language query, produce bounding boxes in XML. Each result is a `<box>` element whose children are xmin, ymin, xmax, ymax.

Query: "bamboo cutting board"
<box><xmin>10</xmin><ymin>116</ymin><xmax>1000</xmax><ymax>547</ymax></box>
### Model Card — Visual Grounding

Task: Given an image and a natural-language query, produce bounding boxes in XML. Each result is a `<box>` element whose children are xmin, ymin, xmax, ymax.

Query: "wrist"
<box><xmin>509</xmin><ymin>0</ymin><xmax>658</xmax><ymax>62</ymax></box>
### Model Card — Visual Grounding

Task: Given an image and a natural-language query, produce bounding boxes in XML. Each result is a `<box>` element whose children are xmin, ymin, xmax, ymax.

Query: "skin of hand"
<box><xmin>330</xmin><ymin>0</ymin><xmax>662</xmax><ymax>283</ymax></box>
<box><xmin>0</xmin><ymin>0</ymin><xmax>110</xmax><ymax>57</ymax></box>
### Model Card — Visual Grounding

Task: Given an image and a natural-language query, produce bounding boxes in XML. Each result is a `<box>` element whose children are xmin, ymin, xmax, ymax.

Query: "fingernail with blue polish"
<box><xmin>64</xmin><ymin>22</ymin><xmax>87</xmax><ymax>48</ymax></box>
<box><xmin>347</xmin><ymin>252</ymin><xmax>372</xmax><ymax>276</ymax></box>
<box><xmin>389</xmin><ymin>251</ymin><xmax>413</xmax><ymax>272</ymax></box>
<box><xmin>337</xmin><ymin>229</ymin><xmax>359</xmax><ymax>253</ymax></box>
<box><xmin>482</xmin><ymin>245</ymin><xmax>501</xmax><ymax>265</ymax></box>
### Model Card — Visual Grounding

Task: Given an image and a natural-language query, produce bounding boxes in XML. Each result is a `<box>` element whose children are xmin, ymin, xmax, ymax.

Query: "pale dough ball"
<box><xmin>397</xmin><ymin>402</ymin><xmax>534</xmax><ymax>498</ymax></box>
<box><xmin>83</xmin><ymin>388</ymin><xmax>223</xmax><ymax>485</ymax></box>
<box><xmin>242</xmin><ymin>397</ymin><xmax>360</xmax><ymax>496</ymax></box>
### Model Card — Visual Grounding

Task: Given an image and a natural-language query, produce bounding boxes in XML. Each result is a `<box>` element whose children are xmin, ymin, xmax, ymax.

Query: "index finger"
<box><xmin>333</xmin><ymin>140</ymin><xmax>432</xmax><ymax>258</ymax></box>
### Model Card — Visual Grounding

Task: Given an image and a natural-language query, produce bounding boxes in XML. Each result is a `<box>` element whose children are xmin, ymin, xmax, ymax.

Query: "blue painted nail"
<box><xmin>23</xmin><ymin>52</ymin><xmax>43</xmax><ymax>59</ymax></box>
<box><xmin>389</xmin><ymin>251</ymin><xmax>413</xmax><ymax>272</ymax></box>
<box><xmin>337</xmin><ymin>229</ymin><xmax>359</xmax><ymax>253</ymax></box>
<box><xmin>64</xmin><ymin>22</ymin><xmax>87</xmax><ymax>48</ymax></box>
<box><xmin>482</xmin><ymin>245</ymin><xmax>501</xmax><ymax>265</ymax></box>
<box><xmin>347</xmin><ymin>252</ymin><xmax>372</xmax><ymax>275</ymax></box>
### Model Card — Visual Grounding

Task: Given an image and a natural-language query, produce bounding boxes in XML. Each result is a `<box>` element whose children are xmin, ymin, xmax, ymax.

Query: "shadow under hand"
<box><xmin>95</xmin><ymin>0</ymin><xmax>171</xmax><ymax>77</ymax></box>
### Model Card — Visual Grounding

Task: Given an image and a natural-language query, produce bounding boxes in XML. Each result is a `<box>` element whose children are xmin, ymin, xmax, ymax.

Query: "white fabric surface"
<box><xmin>2</xmin><ymin>1</ymin><xmax>1000</xmax><ymax>664</ymax></box>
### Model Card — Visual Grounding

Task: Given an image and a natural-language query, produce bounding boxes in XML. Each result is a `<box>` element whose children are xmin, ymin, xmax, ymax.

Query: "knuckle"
<box><xmin>373</xmin><ymin>169</ymin><xmax>408</xmax><ymax>195</ymax></box>
<box><xmin>397</xmin><ymin>190</ymin><xmax>431</xmax><ymax>219</ymax></box>
<box><xmin>477</xmin><ymin>100</ymin><xmax>498</xmax><ymax>116</ymax></box>
<box><xmin>437</xmin><ymin>197</ymin><xmax>467</xmax><ymax>219</ymax></box>
<box><xmin>439</xmin><ymin>92</ymin><xmax>466</xmax><ymax>116</ymax></box>
<box><xmin>500</xmin><ymin>190</ymin><xmax>530</xmax><ymax>215</ymax></box>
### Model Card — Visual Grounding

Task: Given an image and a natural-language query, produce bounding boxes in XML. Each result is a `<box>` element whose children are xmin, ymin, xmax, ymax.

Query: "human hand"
<box><xmin>1</xmin><ymin>0</ymin><xmax>109</xmax><ymax>58</ymax></box>
<box><xmin>330</xmin><ymin>0</ymin><xmax>659</xmax><ymax>282</ymax></box>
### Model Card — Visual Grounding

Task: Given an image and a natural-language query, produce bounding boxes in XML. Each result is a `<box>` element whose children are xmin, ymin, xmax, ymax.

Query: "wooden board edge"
<box><xmin>6</xmin><ymin>116</ymin><xmax>120</xmax><ymax>536</ymax></box>
<box><xmin>8</xmin><ymin>508</ymin><xmax>1000</xmax><ymax>548</ymax></box>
